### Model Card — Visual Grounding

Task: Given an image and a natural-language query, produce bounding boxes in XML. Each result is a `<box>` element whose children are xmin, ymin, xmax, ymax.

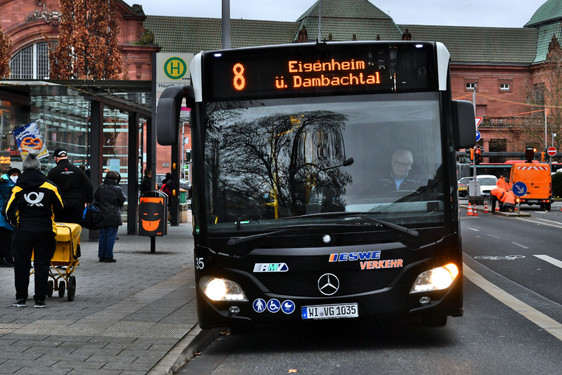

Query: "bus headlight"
<box><xmin>200</xmin><ymin>277</ymin><xmax>248</xmax><ymax>302</ymax></box>
<box><xmin>409</xmin><ymin>263</ymin><xmax>459</xmax><ymax>294</ymax></box>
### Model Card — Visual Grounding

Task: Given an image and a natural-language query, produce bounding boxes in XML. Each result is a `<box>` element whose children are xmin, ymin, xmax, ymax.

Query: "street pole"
<box><xmin>318</xmin><ymin>0</ymin><xmax>322</xmax><ymax>41</ymax></box>
<box><xmin>181</xmin><ymin>123</ymin><xmax>184</xmax><ymax>180</ymax></box>
<box><xmin>222</xmin><ymin>0</ymin><xmax>231</xmax><ymax>49</ymax></box>
<box><xmin>471</xmin><ymin>82</ymin><xmax>478</xmax><ymax>197</ymax></box>
<box><xmin>544</xmin><ymin>108</ymin><xmax>548</xmax><ymax>151</ymax></box>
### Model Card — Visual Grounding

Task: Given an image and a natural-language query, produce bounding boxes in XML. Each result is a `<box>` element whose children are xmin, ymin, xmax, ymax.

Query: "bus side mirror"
<box><xmin>452</xmin><ymin>100</ymin><xmax>476</xmax><ymax>150</ymax></box>
<box><xmin>157</xmin><ymin>85</ymin><xmax>195</xmax><ymax>145</ymax></box>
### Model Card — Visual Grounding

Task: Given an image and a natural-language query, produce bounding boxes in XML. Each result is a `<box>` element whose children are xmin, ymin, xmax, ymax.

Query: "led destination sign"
<box><xmin>280</xmin><ymin>59</ymin><xmax>380</xmax><ymax>89</ymax></box>
<box><xmin>205</xmin><ymin>43</ymin><xmax>437</xmax><ymax>100</ymax></box>
<box><xmin>231</xmin><ymin>58</ymin><xmax>380</xmax><ymax>92</ymax></box>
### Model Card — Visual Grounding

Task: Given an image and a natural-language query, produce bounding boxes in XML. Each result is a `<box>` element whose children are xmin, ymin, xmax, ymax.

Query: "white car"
<box><xmin>476</xmin><ymin>175</ymin><xmax>497</xmax><ymax>196</ymax></box>
<box><xmin>460</xmin><ymin>175</ymin><xmax>497</xmax><ymax>197</ymax></box>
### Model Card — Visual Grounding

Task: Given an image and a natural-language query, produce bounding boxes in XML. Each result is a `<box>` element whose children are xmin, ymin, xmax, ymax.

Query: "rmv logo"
<box><xmin>253</xmin><ymin>263</ymin><xmax>289</xmax><ymax>272</ymax></box>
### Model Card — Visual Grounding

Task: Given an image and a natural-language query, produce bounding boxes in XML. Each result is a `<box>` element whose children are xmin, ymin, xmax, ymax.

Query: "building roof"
<box><xmin>297</xmin><ymin>0</ymin><xmax>391</xmax><ymax>21</ymax></box>
<box><xmin>144</xmin><ymin>0</ymin><xmax>559</xmax><ymax>66</ymax></box>
<box><xmin>398</xmin><ymin>25</ymin><xmax>539</xmax><ymax>65</ymax></box>
<box><xmin>524</xmin><ymin>0</ymin><xmax>562</xmax><ymax>27</ymax></box>
<box><xmin>144</xmin><ymin>16</ymin><xmax>299</xmax><ymax>52</ymax></box>
<box><xmin>296</xmin><ymin>0</ymin><xmax>402</xmax><ymax>41</ymax></box>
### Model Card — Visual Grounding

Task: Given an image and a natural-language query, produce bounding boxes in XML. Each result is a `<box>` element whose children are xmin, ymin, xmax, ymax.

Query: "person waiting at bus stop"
<box><xmin>47</xmin><ymin>148</ymin><xmax>93</xmax><ymax>224</ymax></box>
<box><xmin>490</xmin><ymin>187</ymin><xmax>505</xmax><ymax>214</ymax></box>
<box><xmin>500</xmin><ymin>189</ymin><xmax>517</xmax><ymax>212</ymax></box>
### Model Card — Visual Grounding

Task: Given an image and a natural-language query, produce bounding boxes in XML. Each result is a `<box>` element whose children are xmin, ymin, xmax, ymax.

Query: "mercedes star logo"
<box><xmin>317</xmin><ymin>273</ymin><xmax>340</xmax><ymax>296</ymax></box>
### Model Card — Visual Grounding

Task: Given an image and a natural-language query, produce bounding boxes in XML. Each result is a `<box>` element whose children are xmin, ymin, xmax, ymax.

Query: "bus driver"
<box><xmin>379</xmin><ymin>149</ymin><xmax>420</xmax><ymax>191</ymax></box>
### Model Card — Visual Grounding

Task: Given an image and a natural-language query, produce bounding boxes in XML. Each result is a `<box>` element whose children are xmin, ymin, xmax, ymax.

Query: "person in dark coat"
<box><xmin>47</xmin><ymin>148</ymin><xmax>93</xmax><ymax>223</ymax></box>
<box><xmin>140</xmin><ymin>168</ymin><xmax>153</xmax><ymax>196</ymax></box>
<box><xmin>0</xmin><ymin>168</ymin><xmax>20</xmax><ymax>267</ymax></box>
<box><xmin>94</xmin><ymin>171</ymin><xmax>126</xmax><ymax>262</ymax></box>
<box><xmin>3</xmin><ymin>151</ymin><xmax>64</xmax><ymax>308</ymax></box>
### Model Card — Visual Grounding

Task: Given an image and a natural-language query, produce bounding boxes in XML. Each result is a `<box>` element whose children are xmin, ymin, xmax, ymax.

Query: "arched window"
<box><xmin>9</xmin><ymin>42</ymin><xmax>50</xmax><ymax>79</ymax></box>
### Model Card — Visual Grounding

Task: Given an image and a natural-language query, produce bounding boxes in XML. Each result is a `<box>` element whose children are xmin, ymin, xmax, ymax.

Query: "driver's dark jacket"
<box><xmin>379</xmin><ymin>175</ymin><xmax>420</xmax><ymax>192</ymax></box>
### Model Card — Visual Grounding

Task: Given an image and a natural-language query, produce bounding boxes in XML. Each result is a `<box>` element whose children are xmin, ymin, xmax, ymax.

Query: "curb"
<box><xmin>148</xmin><ymin>325</ymin><xmax>223</xmax><ymax>375</ymax></box>
<box><xmin>460</xmin><ymin>205</ymin><xmax>531</xmax><ymax>217</ymax></box>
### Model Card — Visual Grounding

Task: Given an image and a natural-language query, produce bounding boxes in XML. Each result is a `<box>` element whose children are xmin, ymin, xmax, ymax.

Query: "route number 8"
<box><xmin>233</xmin><ymin>63</ymin><xmax>246</xmax><ymax>91</ymax></box>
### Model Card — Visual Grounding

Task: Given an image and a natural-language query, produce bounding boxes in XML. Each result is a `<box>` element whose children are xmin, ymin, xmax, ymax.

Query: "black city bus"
<box><xmin>157</xmin><ymin>41</ymin><xmax>476</xmax><ymax>328</ymax></box>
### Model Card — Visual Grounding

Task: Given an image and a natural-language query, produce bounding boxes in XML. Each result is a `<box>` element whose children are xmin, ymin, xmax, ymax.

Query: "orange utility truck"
<box><xmin>509</xmin><ymin>147</ymin><xmax>552</xmax><ymax>211</ymax></box>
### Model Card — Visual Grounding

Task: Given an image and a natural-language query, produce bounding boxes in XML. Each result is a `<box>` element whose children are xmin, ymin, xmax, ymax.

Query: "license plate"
<box><xmin>526</xmin><ymin>199</ymin><xmax>538</xmax><ymax>203</ymax></box>
<box><xmin>301</xmin><ymin>303</ymin><xmax>358</xmax><ymax>320</ymax></box>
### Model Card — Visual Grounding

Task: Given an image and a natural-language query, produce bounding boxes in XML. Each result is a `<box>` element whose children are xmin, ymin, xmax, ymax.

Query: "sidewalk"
<box><xmin>0</xmin><ymin>222</ymin><xmax>214</xmax><ymax>375</ymax></box>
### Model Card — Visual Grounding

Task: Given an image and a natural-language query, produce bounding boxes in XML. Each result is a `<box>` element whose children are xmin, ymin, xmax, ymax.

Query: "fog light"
<box><xmin>419</xmin><ymin>296</ymin><xmax>431</xmax><ymax>305</ymax></box>
<box><xmin>410</xmin><ymin>263</ymin><xmax>459</xmax><ymax>294</ymax></box>
<box><xmin>229</xmin><ymin>306</ymin><xmax>241</xmax><ymax>315</ymax></box>
<box><xmin>200</xmin><ymin>277</ymin><xmax>248</xmax><ymax>301</ymax></box>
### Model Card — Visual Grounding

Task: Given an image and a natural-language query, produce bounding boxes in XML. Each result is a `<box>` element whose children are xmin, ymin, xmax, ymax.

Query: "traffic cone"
<box><xmin>495</xmin><ymin>204</ymin><xmax>500</xmax><ymax>213</ymax></box>
<box><xmin>473</xmin><ymin>206</ymin><xmax>478</xmax><ymax>216</ymax></box>
<box><xmin>467</xmin><ymin>203</ymin><xmax>473</xmax><ymax>216</ymax></box>
<box><xmin>484</xmin><ymin>201</ymin><xmax>489</xmax><ymax>214</ymax></box>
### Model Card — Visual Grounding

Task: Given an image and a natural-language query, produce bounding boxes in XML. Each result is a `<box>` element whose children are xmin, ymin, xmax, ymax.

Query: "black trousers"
<box><xmin>0</xmin><ymin>227</ymin><xmax>14</xmax><ymax>262</ymax></box>
<box><xmin>14</xmin><ymin>230</ymin><xmax>56</xmax><ymax>302</ymax></box>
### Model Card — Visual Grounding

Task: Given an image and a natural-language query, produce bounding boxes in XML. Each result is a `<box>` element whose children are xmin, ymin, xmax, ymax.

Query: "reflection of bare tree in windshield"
<box><xmin>206</xmin><ymin>110</ymin><xmax>352</xmax><ymax>222</ymax></box>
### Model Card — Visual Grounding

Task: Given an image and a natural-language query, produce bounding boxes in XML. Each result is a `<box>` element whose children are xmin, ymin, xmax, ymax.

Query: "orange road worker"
<box><xmin>490</xmin><ymin>187</ymin><xmax>506</xmax><ymax>214</ymax></box>
<box><xmin>496</xmin><ymin>175</ymin><xmax>509</xmax><ymax>190</ymax></box>
<box><xmin>500</xmin><ymin>190</ymin><xmax>517</xmax><ymax>212</ymax></box>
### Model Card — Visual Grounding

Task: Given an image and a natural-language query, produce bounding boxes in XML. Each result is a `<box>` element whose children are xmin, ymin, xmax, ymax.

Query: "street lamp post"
<box><xmin>470</xmin><ymin>81</ymin><xmax>480</xmax><ymax>198</ymax></box>
<box><xmin>544</xmin><ymin>108</ymin><xmax>548</xmax><ymax>150</ymax></box>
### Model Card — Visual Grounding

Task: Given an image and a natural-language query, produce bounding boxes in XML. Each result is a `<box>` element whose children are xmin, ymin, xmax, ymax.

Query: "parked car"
<box><xmin>457</xmin><ymin>175</ymin><xmax>497</xmax><ymax>197</ymax></box>
<box><xmin>458</xmin><ymin>177</ymin><xmax>471</xmax><ymax>197</ymax></box>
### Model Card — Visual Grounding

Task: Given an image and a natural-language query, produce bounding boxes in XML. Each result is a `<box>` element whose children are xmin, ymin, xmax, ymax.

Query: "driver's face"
<box><xmin>391</xmin><ymin>153</ymin><xmax>413</xmax><ymax>178</ymax></box>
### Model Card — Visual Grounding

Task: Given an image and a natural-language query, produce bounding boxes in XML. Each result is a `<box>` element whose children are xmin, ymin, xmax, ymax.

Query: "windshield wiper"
<box><xmin>227</xmin><ymin>223</ymin><xmax>343</xmax><ymax>246</ymax></box>
<box><xmin>227</xmin><ymin>228</ymin><xmax>290</xmax><ymax>246</ymax></box>
<box><xmin>280</xmin><ymin>212</ymin><xmax>419</xmax><ymax>237</ymax></box>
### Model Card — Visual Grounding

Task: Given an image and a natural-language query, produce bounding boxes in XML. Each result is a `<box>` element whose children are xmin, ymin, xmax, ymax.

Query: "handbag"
<box><xmin>81</xmin><ymin>203</ymin><xmax>105</xmax><ymax>230</ymax></box>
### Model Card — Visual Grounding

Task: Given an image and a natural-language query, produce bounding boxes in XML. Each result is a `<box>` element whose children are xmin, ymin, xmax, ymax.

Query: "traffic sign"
<box><xmin>475</xmin><ymin>117</ymin><xmax>483</xmax><ymax>128</ymax></box>
<box><xmin>512</xmin><ymin>181</ymin><xmax>527</xmax><ymax>197</ymax></box>
<box><xmin>475</xmin><ymin>130</ymin><xmax>481</xmax><ymax>142</ymax></box>
<box><xmin>547</xmin><ymin>146</ymin><xmax>557</xmax><ymax>157</ymax></box>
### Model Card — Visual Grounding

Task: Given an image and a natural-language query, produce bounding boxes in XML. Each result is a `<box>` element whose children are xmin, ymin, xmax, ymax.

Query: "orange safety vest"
<box><xmin>501</xmin><ymin>190</ymin><xmax>516</xmax><ymax>205</ymax></box>
<box><xmin>496</xmin><ymin>178</ymin><xmax>509</xmax><ymax>190</ymax></box>
<box><xmin>491</xmin><ymin>187</ymin><xmax>506</xmax><ymax>199</ymax></box>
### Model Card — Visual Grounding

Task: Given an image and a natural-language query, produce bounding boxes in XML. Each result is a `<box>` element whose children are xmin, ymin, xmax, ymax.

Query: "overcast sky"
<box><xmin>128</xmin><ymin>0</ymin><xmax>549</xmax><ymax>28</ymax></box>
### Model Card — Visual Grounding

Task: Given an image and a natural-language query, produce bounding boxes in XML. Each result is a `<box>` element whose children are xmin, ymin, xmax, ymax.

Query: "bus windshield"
<box><xmin>204</xmin><ymin>92</ymin><xmax>444</xmax><ymax>233</ymax></box>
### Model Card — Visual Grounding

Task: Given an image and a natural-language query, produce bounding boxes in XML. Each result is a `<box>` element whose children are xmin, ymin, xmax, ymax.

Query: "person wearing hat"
<box><xmin>0</xmin><ymin>168</ymin><xmax>21</xmax><ymax>267</ymax></box>
<box><xmin>2</xmin><ymin>150</ymin><xmax>64</xmax><ymax>308</ymax></box>
<box><xmin>47</xmin><ymin>148</ymin><xmax>93</xmax><ymax>224</ymax></box>
<box><xmin>94</xmin><ymin>170</ymin><xmax>126</xmax><ymax>262</ymax></box>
